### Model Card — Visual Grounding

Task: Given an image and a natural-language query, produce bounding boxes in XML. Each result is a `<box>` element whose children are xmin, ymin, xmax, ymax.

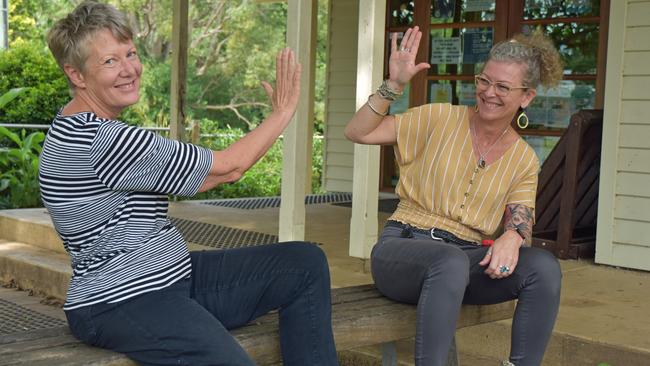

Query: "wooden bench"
<box><xmin>0</xmin><ymin>285</ymin><xmax>514</xmax><ymax>365</ymax></box>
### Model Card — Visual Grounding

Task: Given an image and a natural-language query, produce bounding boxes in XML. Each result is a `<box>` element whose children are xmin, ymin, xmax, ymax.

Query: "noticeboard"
<box><xmin>463</xmin><ymin>28</ymin><xmax>493</xmax><ymax>64</ymax></box>
<box><xmin>430</xmin><ymin>37</ymin><xmax>462</xmax><ymax>64</ymax></box>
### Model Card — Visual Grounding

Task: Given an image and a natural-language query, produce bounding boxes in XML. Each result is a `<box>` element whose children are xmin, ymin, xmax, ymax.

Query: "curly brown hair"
<box><xmin>485</xmin><ymin>28</ymin><xmax>564</xmax><ymax>89</ymax></box>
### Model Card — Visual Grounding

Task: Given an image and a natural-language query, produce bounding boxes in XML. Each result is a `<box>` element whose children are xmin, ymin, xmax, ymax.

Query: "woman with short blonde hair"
<box><xmin>41</xmin><ymin>2</ymin><xmax>338</xmax><ymax>365</ymax></box>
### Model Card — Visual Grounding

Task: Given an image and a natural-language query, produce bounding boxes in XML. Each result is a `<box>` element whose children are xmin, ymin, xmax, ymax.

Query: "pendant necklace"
<box><xmin>471</xmin><ymin>118</ymin><xmax>510</xmax><ymax>169</ymax></box>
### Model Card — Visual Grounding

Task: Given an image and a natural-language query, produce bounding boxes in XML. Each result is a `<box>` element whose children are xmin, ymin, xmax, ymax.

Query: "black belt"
<box><xmin>385</xmin><ymin>220</ymin><xmax>479</xmax><ymax>246</ymax></box>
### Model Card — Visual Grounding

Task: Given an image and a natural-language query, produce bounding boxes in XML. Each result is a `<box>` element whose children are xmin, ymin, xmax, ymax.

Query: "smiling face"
<box><xmin>475</xmin><ymin>60</ymin><xmax>536</xmax><ymax>125</ymax></box>
<box><xmin>64</xmin><ymin>29</ymin><xmax>142</xmax><ymax>119</ymax></box>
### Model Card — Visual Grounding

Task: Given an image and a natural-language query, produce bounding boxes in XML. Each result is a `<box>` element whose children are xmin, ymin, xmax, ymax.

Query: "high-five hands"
<box><xmin>388</xmin><ymin>27</ymin><xmax>431</xmax><ymax>91</ymax></box>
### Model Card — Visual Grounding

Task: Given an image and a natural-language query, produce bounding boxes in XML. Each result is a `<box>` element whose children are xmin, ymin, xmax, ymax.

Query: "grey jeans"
<box><xmin>371</xmin><ymin>222</ymin><xmax>561</xmax><ymax>366</ymax></box>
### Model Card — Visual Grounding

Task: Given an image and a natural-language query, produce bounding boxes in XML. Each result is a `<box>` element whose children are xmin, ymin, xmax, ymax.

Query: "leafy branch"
<box><xmin>194</xmin><ymin>100</ymin><xmax>269</xmax><ymax>129</ymax></box>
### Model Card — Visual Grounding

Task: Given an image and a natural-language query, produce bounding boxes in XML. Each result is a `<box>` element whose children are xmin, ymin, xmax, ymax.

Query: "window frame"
<box><xmin>379</xmin><ymin>0</ymin><xmax>610</xmax><ymax>191</ymax></box>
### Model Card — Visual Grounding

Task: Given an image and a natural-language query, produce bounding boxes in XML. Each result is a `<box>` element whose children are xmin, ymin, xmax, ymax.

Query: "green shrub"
<box><xmin>0</xmin><ymin>87</ymin><xmax>28</xmax><ymax>108</ymax></box>
<box><xmin>311</xmin><ymin>137</ymin><xmax>324</xmax><ymax>194</ymax></box>
<box><xmin>0</xmin><ymin>41</ymin><xmax>70</xmax><ymax>125</ymax></box>
<box><xmin>0</xmin><ymin>127</ymin><xmax>44</xmax><ymax>209</ymax></box>
<box><xmin>189</xmin><ymin>127</ymin><xmax>323</xmax><ymax>200</ymax></box>
<box><xmin>0</xmin><ymin>122</ymin><xmax>324</xmax><ymax>208</ymax></box>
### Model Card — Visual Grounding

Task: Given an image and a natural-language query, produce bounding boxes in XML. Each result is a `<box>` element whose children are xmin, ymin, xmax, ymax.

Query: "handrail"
<box><xmin>0</xmin><ymin>123</ymin><xmax>324</xmax><ymax>139</ymax></box>
<box><xmin>0</xmin><ymin>123</ymin><xmax>170</xmax><ymax>131</ymax></box>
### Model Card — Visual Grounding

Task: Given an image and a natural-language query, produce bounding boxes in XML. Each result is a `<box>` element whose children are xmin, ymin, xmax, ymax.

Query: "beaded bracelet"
<box><xmin>367</xmin><ymin>94</ymin><xmax>388</xmax><ymax>117</ymax></box>
<box><xmin>377</xmin><ymin>80</ymin><xmax>403</xmax><ymax>101</ymax></box>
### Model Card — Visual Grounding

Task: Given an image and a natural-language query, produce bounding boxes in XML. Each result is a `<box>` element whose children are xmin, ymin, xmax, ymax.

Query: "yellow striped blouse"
<box><xmin>389</xmin><ymin>103</ymin><xmax>539</xmax><ymax>242</ymax></box>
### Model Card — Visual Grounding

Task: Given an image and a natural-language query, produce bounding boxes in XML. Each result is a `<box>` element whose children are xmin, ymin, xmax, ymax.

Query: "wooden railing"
<box><xmin>533</xmin><ymin>109</ymin><xmax>603</xmax><ymax>259</ymax></box>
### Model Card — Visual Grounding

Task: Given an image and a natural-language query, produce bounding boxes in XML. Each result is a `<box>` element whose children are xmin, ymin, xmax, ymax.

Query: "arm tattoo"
<box><xmin>504</xmin><ymin>204</ymin><xmax>534</xmax><ymax>246</ymax></box>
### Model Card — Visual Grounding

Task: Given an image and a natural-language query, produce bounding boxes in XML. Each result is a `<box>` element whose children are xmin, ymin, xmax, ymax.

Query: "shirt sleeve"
<box><xmin>90</xmin><ymin>121</ymin><xmax>213</xmax><ymax>196</ymax></box>
<box><xmin>505</xmin><ymin>150</ymin><xmax>539</xmax><ymax>210</ymax></box>
<box><xmin>393</xmin><ymin>103</ymin><xmax>457</xmax><ymax>167</ymax></box>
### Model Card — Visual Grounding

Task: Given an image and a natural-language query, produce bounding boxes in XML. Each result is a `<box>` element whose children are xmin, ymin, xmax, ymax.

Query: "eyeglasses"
<box><xmin>474</xmin><ymin>75</ymin><xmax>528</xmax><ymax>97</ymax></box>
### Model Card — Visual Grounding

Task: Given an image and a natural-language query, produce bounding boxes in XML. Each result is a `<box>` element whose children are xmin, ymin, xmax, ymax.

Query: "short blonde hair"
<box><xmin>47</xmin><ymin>1</ymin><xmax>133</xmax><ymax>76</ymax></box>
<box><xmin>485</xmin><ymin>28</ymin><xmax>564</xmax><ymax>89</ymax></box>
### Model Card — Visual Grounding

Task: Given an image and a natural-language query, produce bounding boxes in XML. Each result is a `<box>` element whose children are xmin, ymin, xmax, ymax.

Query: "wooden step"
<box><xmin>0</xmin><ymin>327</ymin><xmax>135</xmax><ymax>366</ymax></box>
<box><xmin>0</xmin><ymin>285</ymin><xmax>514</xmax><ymax>365</ymax></box>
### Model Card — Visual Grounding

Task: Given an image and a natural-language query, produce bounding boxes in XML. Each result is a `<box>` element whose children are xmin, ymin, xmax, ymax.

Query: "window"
<box><xmin>380</xmin><ymin>0</ymin><xmax>608</xmax><ymax>191</ymax></box>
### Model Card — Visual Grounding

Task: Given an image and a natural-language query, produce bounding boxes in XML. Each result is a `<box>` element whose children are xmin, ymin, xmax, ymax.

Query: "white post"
<box><xmin>1</xmin><ymin>0</ymin><xmax>9</xmax><ymax>49</ymax></box>
<box><xmin>170</xmin><ymin>0</ymin><xmax>189</xmax><ymax>142</ymax></box>
<box><xmin>280</xmin><ymin>0</ymin><xmax>316</xmax><ymax>241</ymax></box>
<box><xmin>349</xmin><ymin>0</ymin><xmax>386</xmax><ymax>259</ymax></box>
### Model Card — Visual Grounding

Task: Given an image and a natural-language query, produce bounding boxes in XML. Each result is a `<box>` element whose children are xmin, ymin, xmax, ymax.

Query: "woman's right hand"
<box><xmin>388</xmin><ymin>27</ymin><xmax>430</xmax><ymax>91</ymax></box>
<box><xmin>261</xmin><ymin>48</ymin><xmax>302</xmax><ymax>120</ymax></box>
<box><xmin>200</xmin><ymin>48</ymin><xmax>301</xmax><ymax>192</ymax></box>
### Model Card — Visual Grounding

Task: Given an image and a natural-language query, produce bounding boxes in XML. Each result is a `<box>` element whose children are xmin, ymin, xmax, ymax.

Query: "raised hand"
<box><xmin>388</xmin><ymin>27</ymin><xmax>430</xmax><ymax>90</ymax></box>
<box><xmin>261</xmin><ymin>48</ymin><xmax>302</xmax><ymax>118</ymax></box>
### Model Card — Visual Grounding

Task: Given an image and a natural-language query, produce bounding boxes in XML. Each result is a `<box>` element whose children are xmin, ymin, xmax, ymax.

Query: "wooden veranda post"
<box><xmin>170</xmin><ymin>0</ymin><xmax>189</xmax><ymax>142</ymax></box>
<box><xmin>349</xmin><ymin>0</ymin><xmax>386</xmax><ymax>259</ymax></box>
<box><xmin>279</xmin><ymin>0</ymin><xmax>317</xmax><ymax>241</ymax></box>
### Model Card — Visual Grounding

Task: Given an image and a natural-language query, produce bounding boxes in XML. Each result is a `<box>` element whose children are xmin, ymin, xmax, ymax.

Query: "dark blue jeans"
<box><xmin>65</xmin><ymin>242</ymin><xmax>338</xmax><ymax>366</ymax></box>
<box><xmin>371</xmin><ymin>223</ymin><xmax>562</xmax><ymax>366</ymax></box>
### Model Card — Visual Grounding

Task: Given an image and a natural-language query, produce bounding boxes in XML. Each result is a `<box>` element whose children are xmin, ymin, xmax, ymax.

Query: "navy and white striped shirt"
<box><xmin>39</xmin><ymin>112</ymin><xmax>212</xmax><ymax>310</ymax></box>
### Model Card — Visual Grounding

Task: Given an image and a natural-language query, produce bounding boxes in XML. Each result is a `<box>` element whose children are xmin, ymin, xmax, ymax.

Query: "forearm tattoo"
<box><xmin>504</xmin><ymin>204</ymin><xmax>534</xmax><ymax>246</ymax></box>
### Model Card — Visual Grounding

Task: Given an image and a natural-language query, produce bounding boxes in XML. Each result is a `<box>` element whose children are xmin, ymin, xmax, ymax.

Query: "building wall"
<box><xmin>323</xmin><ymin>0</ymin><xmax>358</xmax><ymax>192</ymax></box>
<box><xmin>322</xmin><ymin>1</ymin><xmax>650</xmax><ymax>269</ymax></box>
<box><xmin>596</xmin><ymin>0</ymin><xmax>650</xmax><ymax>270</ymax></box>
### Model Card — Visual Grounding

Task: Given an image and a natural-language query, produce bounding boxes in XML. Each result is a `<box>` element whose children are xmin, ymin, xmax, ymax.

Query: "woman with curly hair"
<box><xmin>345</xmin><ymin>27</ymin><xmax>564</xmax><ymax>366</ymax></box>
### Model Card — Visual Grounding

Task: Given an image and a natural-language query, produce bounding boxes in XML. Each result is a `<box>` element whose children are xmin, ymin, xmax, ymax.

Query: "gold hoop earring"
<box><xmin>517</xmin><ymin>109</ymin><xmax>529</xmax><ymax>129</ymax></box>
<box><xmin>474</xmin><ymin>105</ymin><xmax>479</xmax><ymax>112</ymax></box>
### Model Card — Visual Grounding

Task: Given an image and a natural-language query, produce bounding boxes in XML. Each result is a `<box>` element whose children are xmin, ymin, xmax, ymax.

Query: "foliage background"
<box><xmin>0</xmin><ymin>0</ymin><xmax>329</xmax><ymax>207</ymax></box>
<box><xmin>0</xmin><ymin>126</ymin><xmax>44</xmax><ymax>209</ymax></box>
<box><xmin>192</xmin><ymin>128</ymin><xmax>323</xmax><ymax>200</ymax></box>
<box><xmin>0</xmin><ymin>42</ymin><xmax>69</xmax><ymax>126</ymax></box>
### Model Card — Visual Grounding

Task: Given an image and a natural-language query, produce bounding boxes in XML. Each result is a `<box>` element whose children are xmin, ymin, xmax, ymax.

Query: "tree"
<box><xmin>113</xmin><ymin>0</ymin><xmax>329</xmax><ymax>132</ymax></box>
<box><xmin>5</xmin><ymin>0</ymin><xmax>330</xmax><ymax>133</ymax></box>
<box><xmin>116</xmin><ymin>0</ymin><xmax>289</xmax><ymax>129</ymax></box>
<box><xmin>7</xmin><ymin>0</ymin><xmax>75</xmax><ymax>47</ymax></box>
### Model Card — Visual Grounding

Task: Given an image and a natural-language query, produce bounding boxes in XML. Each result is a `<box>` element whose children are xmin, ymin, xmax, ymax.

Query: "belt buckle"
<box><xmin>430</xmin><ymin>228</ymin><xmax>442</xmax><ymax>241</ymax></box>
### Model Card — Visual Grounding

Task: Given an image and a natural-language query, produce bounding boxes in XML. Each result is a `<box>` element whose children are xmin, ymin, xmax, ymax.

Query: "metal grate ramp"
<box><xmin>0</xmin><ymin>298</ymin><xmax>66</xmax><ymax>335</ymax></box>
<box><xmin>171</xmin><ymin>218</ymin><xmax>322</xmax><ymax>249</ymax></box>
<box><xmin>333</xmin><ymin>198</ymin><xmax>400</xmax><ymax>214</ymax></box>
<box><xmin>199</xmin><ymin>192</ymin><xmax>352</xmax><ymax>210</ymax></box>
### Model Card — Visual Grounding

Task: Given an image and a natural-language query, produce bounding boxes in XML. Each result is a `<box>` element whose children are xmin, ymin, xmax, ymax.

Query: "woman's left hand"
<box><xmin>479</xmin><ymin>230</ymin><xmax>523</xmax><ymax>279</ymax></box>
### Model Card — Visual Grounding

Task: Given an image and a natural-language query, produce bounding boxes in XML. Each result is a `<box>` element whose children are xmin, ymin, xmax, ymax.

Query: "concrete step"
<box><xmin>457</xmin><ymin>319</ymin><xmax>650</xmax><ymax>366</ymax></box>
<box><xmin>340</xmin><ymin>347</ymin><xmax>500</xmax><ymax>366</ymax></box>
<box><xmin>0</xmin><ymin>240</ymin><xmax>70</xmax><ymax>301</ymax></box>
<box><xmin>0</xmin><ymin>208</ymin><xmax>234</xmax><ymax>255</ymax></box>
<box><xmin>0</xmin><ymin>209</ymin><xmax>64</xmax><ymax>254</ymax></box>
<box><xmin>341</xmin><ymin>318</ymin><xmax>650</xmax><ymax>366</ymax></box>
